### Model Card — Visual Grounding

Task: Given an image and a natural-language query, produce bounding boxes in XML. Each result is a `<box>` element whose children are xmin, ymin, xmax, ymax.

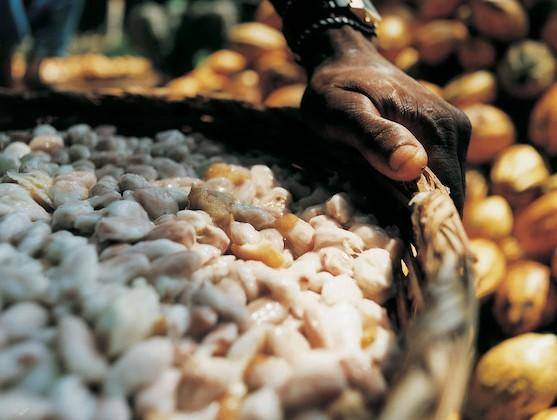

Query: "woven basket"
<box><xmin>0</xmin><ymin>89</ymin><xmax>478</xmax><ymax>419</ymax></box>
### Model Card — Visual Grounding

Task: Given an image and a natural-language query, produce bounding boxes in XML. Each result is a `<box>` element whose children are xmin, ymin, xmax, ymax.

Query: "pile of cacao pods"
<box><xmin>370</xmin><ymin>1</ymin><xmax>557</xmax><ymax>419</ymax></box>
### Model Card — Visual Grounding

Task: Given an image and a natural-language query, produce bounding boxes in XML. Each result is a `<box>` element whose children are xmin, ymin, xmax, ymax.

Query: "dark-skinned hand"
<box><xmin>301</xmin><ymin>27</ymin><xmax>471</xmax><ymax>211</ymax></box>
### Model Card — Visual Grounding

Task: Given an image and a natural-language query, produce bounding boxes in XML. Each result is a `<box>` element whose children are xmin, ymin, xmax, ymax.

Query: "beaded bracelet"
<box><xmin>281</xmin><ymin>1</ymin><xmax>377</xmax><ymax>64</ymax></box>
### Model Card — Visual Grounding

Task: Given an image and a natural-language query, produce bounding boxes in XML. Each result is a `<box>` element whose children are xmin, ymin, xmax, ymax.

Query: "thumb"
<box><xmin>357</xmin><ymin>114</ymin><xmax>429</xmax><ymax>182</ymax></box>
<box><xmin>304</xmin><ymin>88</ymin><xmax>428</xmax><ymax>182</ymax></box>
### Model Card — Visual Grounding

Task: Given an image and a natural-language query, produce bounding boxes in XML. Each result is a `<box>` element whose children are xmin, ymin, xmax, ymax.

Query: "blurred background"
<box><xmin>1</xmin><ymin>0</ymin><xmax>555</xmax><ymax>114</ymax></box>
<box><xmin>1</xmin><ymin>0</ymin><xmax>553</xmax><ymax>111</ymax></box>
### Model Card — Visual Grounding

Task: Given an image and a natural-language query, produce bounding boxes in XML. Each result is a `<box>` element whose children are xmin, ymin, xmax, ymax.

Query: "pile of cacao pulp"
<box><xmin>0</xmin><ymin>123</ymin><xmax>400</xmax><ymax>420</ymax></box>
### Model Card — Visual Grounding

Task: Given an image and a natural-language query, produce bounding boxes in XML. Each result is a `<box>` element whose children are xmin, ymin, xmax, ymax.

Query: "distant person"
<box><xmin>127</xmin><ymin>0</ymin><xmax>258</xmax><ymax>77</ymax></box>
<box><xmin>0</xmin><ymin>0</ymin><xmax>84</xmax><ymax>88</ymax></box>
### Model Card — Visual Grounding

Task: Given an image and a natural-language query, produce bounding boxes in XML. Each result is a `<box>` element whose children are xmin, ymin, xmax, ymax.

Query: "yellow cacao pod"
<box><xmin>467</xmin><ymin>333</ymin><xmax>557</xmax><ymax>420</ymax></box>
<box><xmin>464</xmin><ymin>195</ymin><xmax>514</xmax><ymax>240</ymax></box>
<box><xmin>463</xmin><ymin>104</ymin><xmax>515</xmax><ymax>164</ymax></box>
<box><xmin>494</xmin><ymin>261</ymin><xmax>556</xmax><ymax>335</ymax></box>
<box><xmin>443</xmin><ymin>71</ymin><xmax>497</xmax><ymax>107</ymax></box>
<box><xmin>490</xmin><ymin>144</ymin><xmax>549</xmax><ymax>208</ymax></box>
<box><xmin>470</xmin><ymin>238</ymin><xmax>506</xmax><ymax>300</ymax></box>
<box><xmin>515</xmin><ymin>192</ymin><xmax>557</xmax><ymax>258</ymax></box>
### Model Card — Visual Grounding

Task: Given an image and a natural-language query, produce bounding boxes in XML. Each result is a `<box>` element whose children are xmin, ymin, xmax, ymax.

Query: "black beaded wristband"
<box><xmin>293</xmin><ymin>15</ymin><xmax>376</xmax><ymax>61</ymax></box>
<box><xmin>281</xmin><ymin>1</ymin><xmax>378</xmax><ymax>64</ymax></box>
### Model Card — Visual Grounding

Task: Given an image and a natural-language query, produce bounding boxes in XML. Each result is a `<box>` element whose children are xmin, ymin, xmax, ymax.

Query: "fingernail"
<box><xmin>389</xmin><ymin>144</ymin><xmax>427</xmax><ymax>174</ymax></box>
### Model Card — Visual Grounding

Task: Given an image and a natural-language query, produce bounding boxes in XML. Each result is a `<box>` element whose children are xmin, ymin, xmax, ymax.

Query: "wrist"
<box><xmin>279</xmin><ymin>0</ymin><xmax>381</xmax><ymax>71</ymax></box>
<box><xmin>302</xmin><ymin>26</ymin><xmax>380</xmax><ymax>73</ymax></box>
